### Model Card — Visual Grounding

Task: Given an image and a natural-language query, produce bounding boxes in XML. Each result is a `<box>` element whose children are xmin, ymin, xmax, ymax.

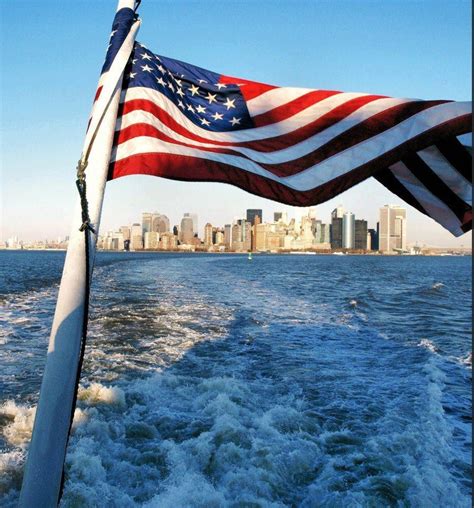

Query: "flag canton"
<box><xmin>122</xmin><ymin>43</ymin><xmax>253</xmax><ymax>132</ymax></box>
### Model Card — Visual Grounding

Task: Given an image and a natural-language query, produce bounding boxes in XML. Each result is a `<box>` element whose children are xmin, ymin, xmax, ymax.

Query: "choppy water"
<box><xmin>0</xmin><ymin>251</ymin><xmax>471</xmax><ymax>507</ymax></box>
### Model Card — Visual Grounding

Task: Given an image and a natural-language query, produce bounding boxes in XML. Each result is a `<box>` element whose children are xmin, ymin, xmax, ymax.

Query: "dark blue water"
<box><xmin>0</xmin><ymin>251</ymin><xmax>471</xmax><ymax>506</ymax></box>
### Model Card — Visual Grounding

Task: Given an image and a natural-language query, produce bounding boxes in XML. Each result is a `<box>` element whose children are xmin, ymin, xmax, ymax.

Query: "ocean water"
<box><xmin>0</xmin><ymin>250</ymin><xmax>471</xmax><ymax>507</ymax></box>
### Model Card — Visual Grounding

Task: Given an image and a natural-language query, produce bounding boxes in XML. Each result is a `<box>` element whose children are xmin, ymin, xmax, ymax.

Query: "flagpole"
<box><xmin>19</xmin><ymin>2</ymin><xmax>139</xmax><ymax>506</ymax></box>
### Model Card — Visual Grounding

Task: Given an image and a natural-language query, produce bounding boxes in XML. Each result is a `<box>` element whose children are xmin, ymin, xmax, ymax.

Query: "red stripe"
<box><xmin>94</xmin><ymin>85</ymin><xmax>103</xmax><ymax>102</ymax></box>
<box><xmin>252</xmin><ymin>90</ymin><xmax>344</xmax><ymax>127</ymax></box>
<box><xmin>219</xmin><ymin>74</ymin><xmax>276</xmax><ymax>101</ymax></box>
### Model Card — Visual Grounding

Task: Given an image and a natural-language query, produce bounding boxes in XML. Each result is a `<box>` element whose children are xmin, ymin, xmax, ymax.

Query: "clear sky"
<box><xmin>1</xmin><ymin>0</ymin><xmax>472</xmax><ymax>246</ymax></box>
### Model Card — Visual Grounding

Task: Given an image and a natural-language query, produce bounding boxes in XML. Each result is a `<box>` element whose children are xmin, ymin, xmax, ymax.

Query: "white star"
<box><xmin>223</xmin><ymin>98</ymin><xmax>236</xmax><ymax>110</ymax></box>
<box><xmin>229</xmin><ymin>116</ymin><xmax>241</xmax><ymax>126</ymax></box>
<box><xmin>110</xmin><ymin>30</ymin><xmax>117</xmax><ymax>37</ymax></box>
<box><xmin>212</xmin><ymin>112</ymin><xmax>223</xmax><ymax>120</ymax></box>
<box><xmin>189</xmin><ymin>84</ymin><xmax>200</xmax><ymax>96</ymax></box>
<box><xmin>216</xmin><ymin>83</ymin><xmax>227</xmax><ymax>90</ymax></box>
<box><xmin>156</xmin><ymin>77</ymin><xmax>166</xmax><ymax>86</ymax></box>
<box><xmin>196</xmin><ymin>104</ymin><xmax>206</xmax><ymax>114</ymax></box>
<box><xmin>132</xmin><ymin>59</ymin><xmax>137</xmax><ymax>64</ymax></box>
<box><xmin>167</xmin><ymin>81</ymin><xmax>175</xmax><ymax>91</ymax></box>
<box><xmin>157</xmin><ymin>64</ymin><xmax>165</xmax><ymax>73</ymax></box>
<box><xmin>200</xmin><ymin>117</ymin><xmax>211</xmax><ymax>126</ymax></box>
<box><xmin>141</xmin><ymin>53</ymin><xmax>152</xmax><ymax>60</ymax></box>
<box><xmin>141</xmin><ymin>64</ymin><xmax>153</xmax><ymax>72</ymax></box>
<box><xmin>178</xmin><ymin>100</ymin><xmax>185</xmax><ymax>109</ymax></box>
<box><xmin>155</xmin><ymin>55</ymin><xmax>161</xmax><ymax>61</ymax></box>
<box><xmin>176</xmin><ymin>88</ymin><xmax>185</xmax><ymax>97</ymax></box>
<box><xmin>174</xmin><ymin>78</ymin><xmax>182</xmax><ymax>87</ymax></box>
<box><xmin>198</xmin><ymin>79</ymin><xmax>208</xmax><ymax>84</ymax></box>
<box><xmin>128</xmin><ymin>72</ymin><xmax>136</xmax><ymax>79</ymax></box>
<box><xmin>206</xmin><ymin>93</ymin><xmax>217</xmax><ymax>104</ymax></box>
<box><xmin>187</xmin><ymin>104</ymin><xmax>195</xmax><ymax>113</ymax></box>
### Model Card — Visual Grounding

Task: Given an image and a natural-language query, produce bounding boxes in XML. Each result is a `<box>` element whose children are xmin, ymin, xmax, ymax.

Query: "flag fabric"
<box><xmin>101</xmin><ymin>7</ymin><xmax>472</xmax><ymax>236</ymax></box>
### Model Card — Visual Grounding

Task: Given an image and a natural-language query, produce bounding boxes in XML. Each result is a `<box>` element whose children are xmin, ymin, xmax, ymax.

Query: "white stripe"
<box><xmin>246</xmin><ymin>87</ymin><xmax>315</xmax><ymax>116</ymax></box>
<box><xmin>389</xmin><ymin>162</ymin><xmax>463</xmax><ymax>236</ymax></box>
<box><xmin>112</xmin><ymin>101</ymin><xmax>470</xmax><ymax>194</ymax></box>
<box><xmin>417</xmin><ymin>145</ymin><xmax>472</xmax><ymax>205</ymax></box>
<box><xmin>120</xmin><ymin>86</ymin><xmax>401</xmax><ymax>143</ymax></box>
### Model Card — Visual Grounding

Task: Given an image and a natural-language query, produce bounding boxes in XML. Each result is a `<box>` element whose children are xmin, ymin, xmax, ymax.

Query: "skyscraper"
<box><xmin>379</xmin><ymin>205</ymin><xmax>407</xmax><ymax>252</ymax></box>
<box><xmin>152</xmin><ymin>213</ymin><xmax>170</xmax><ymax>233</ymax></box>
<box><xmin>246</xmin><ymin>209</ymin><xmax>263</xmax><ymax>225</ymax></box>
<box><xmin>180</xmin><ymin>214</ymin><xmax>194</xmax><ymax>244</ymax></box>
<box><xmin>130</xmin><ymin>223</ymin><xmax>143</xmax><ymax>250</ymax></box>
<box><xmin>368</xmin><ymin>228</ymin><xmax>379</xmax><ymax>251</ymax></box>
<box><xmin>204</xmin><ymin>223</ymin><xmax>213</xmax><ymax>246</ymax></box>
<box><xmin>224</xmin><ymin>224</ymin><xmax>232</xmax><ymax>248</ymax></box>
<box><xmin>342</xmin><ymin>212</ymin><xmax>355</xmax><ymax>249</ymax></box>
<box><xmin>142</xmin><ymin>213</ymin><xmax>153</xmax><ymax>234</ymax></box>
<box><xmin>354</xmin><ymin>219</ymin><xmax>368</xmax><ymax>250</ymax></box>
<box><xmin>331</xmin><ymin>217</ymin><xmax>343</xmax><ymax>249</ymax></box>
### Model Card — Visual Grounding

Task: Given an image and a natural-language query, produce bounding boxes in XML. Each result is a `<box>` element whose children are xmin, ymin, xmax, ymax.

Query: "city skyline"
<box><xmin>1</xmin><ymin>1</ymin><xmax>471</xmax><ymax>248</ymax></box>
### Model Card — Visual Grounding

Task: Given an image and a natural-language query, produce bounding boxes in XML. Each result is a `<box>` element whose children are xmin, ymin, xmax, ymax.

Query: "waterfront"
<box><xmin>0</xmin><ymin>251</ymin><xmax>472</xmax><ymax>506</ymax></box>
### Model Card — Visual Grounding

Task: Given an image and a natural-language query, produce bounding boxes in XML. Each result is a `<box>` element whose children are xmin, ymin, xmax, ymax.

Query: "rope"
<box><xmin>58</xmin><ymin>158</ymin><xmax>96</xmax><ymax>502</ymax></box>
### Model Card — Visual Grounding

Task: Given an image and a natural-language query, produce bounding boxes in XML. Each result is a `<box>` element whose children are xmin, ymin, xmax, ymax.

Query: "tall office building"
<box><xmin>368</xmin><ymin>228</ymin><xmax>378</xmax><ymax>251</ymax></box>
<box><xmin>120</xmin><ymin>226</ymin><xmax>130</xmax><ymax>241</ymax></box>
<box><xmin>379</xmin><ymin>205</ymin><xmax>407</xmax><ymax>252</ymax></box>
<box><xmin>224</xmin><ymin>224</ymin><xmax>232</xmax><ymax>248</ymax></box>
<box><xmin>186</xmin><ymin>213</ymin><xmax>198</xmax><ymax>235</ymax></box>
<box><xmin>354</xmin><ymin>219</ymin><xmax>368</xmax><ymax>250</ymax></box>
<box><xmin>251</xmin><ymin>215</ymin><xmax>261</xmax><ymax>251</ymax></box>
<box><xmin>342</xmin><ymin>212</ymin><xmax>355</xmax><ymax>249</ymax></box>
<box><xmin>204</xmin><ymin>223</ymin><xmax>213</xmax><ymax>246</ymax></box>
<box><xmin>130</xmin><ymin>223</ymin><xmax>143</xmax><ymax>250</ymax></box>
<box><xmin>247</xmin><ymin>209</ymin><xmax>263</xmax><ymax>225</ymax></box>
<box><xmin>152</xmin><ymin>213</ymin><xmax>170</xmax><ymax>233</ymax></box>
<box><xmin>331</xmin><ymin>217</ymin><xmax>343</xmax><ymax>249</ymax></box>
<box><xmin>142</xmin><ymin>213</ymin><xmax>153</xmax><ymax>234</ymax></box>
<box><xmin>180</xmin><ymin>214</ymin><xmax>194</xmax><ymax>244</ymax></box>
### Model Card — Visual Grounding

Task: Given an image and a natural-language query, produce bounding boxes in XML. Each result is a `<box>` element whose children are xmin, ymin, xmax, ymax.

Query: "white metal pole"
<box><xmin>19</xmin><ymin>2</ymin><xmax>139</xmax><ymax>506</ymax></box>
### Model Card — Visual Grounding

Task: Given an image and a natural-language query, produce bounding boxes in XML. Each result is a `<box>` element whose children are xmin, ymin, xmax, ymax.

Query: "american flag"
<box><xmin>100</xmin><ymin>6</ymin><xmax>472</xmax><ymax>236</ymax></box>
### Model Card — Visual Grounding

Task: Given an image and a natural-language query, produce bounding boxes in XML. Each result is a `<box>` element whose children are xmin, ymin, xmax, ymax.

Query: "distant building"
<box><xmin>247</xmin><ymin>209</ymin><xmax>263</xmax><ymax>225</ymax></box>
<box><xmin>204</xmin><ymin>223</ymin><xmax>213</xmax><ymax>246</ymax></box>
<box><xmin>215</xmin><ymin>230</ymin><xmax>224</xmax><ymax>245</ymax></box>
<box><xmin>144</xmin><ymin>231</ymin><xmax>159</xmax><ymax>249</ymax></box>
<box><xmin>180</xmin><ymin>214</ymin><xmax>194</xmax><ymax>244</ymax></box>
<box><xmin>331</xmin><ymin>205</ymin><xmax>345</xmax><ymax>219</ymax></box>
<box><xmin>130</xmin><ymin>223</ymin><xmax>143</xmax><ymax>250</ymax></box>
<box><xmin>331</xmin><ymin>217</ymin><xmax>343</xmax><ymax>249</ymax></box>
<box><xmin>120</xmin><ymin>226</ymin><xmax>130</xmax><ymax>242</ymax></box>
<box><xmin>160</xmin><ymin>232</ymin><xmax>177</xmax><ymax>250</ymax></box>
<box><xmin>354</xmin><ymin>219</ymin><xmax>368</xmax><ymax>250</ymax></box>
<box><xmin>251</xmin><ymin>215</ymin><xmax>261</xmax><ymax>251</ymax></box>
<box><xmin>142</xmin><ymin>213</ymin><xmax>153</xmax><ymax>234</ymax></box>
<box><xmin>368</xmin><ymin>228</ymin><xmax>378</xmax><ymax>251</ymax></box>
<box><xmin>224</xmin><ymin>224</ymin><xmax>232</xmax><ymax>249</ymax></box>
<box><xmin>152</xmin><ymin>213</ymin><xmax>170</xmax><ymax>233</ymax></box>
<box><xmin>342</xmin><ymin>212</ymin><xmax>355</xmax><ymax>249</ymax></box>
<box><xmin>379</xmin><ymin>205</ymin><xmax>407</xmax><ymax>252</ymax></box>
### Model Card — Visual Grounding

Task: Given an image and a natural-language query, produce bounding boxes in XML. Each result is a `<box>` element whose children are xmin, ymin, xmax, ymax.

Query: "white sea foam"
<box><xmin>418</xmin><ymin>338</ymin><xmax>439</xmax><ymax>353</ymax></box>
<box><xmin>78</xmin><ymin>383</ymin><xmax>126</xmax><ymax>407</ymax></box>
<box><xmin>432</xmin><ymin>282</ymin><xmax>445</xmax><ymax>290</ymax></box>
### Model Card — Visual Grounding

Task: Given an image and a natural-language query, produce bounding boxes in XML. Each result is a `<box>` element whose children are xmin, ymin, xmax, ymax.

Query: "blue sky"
<box><xmin>1</xmin><ymin>0</ymin><xmax>472</xmax><ymax>246</ymax></box>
